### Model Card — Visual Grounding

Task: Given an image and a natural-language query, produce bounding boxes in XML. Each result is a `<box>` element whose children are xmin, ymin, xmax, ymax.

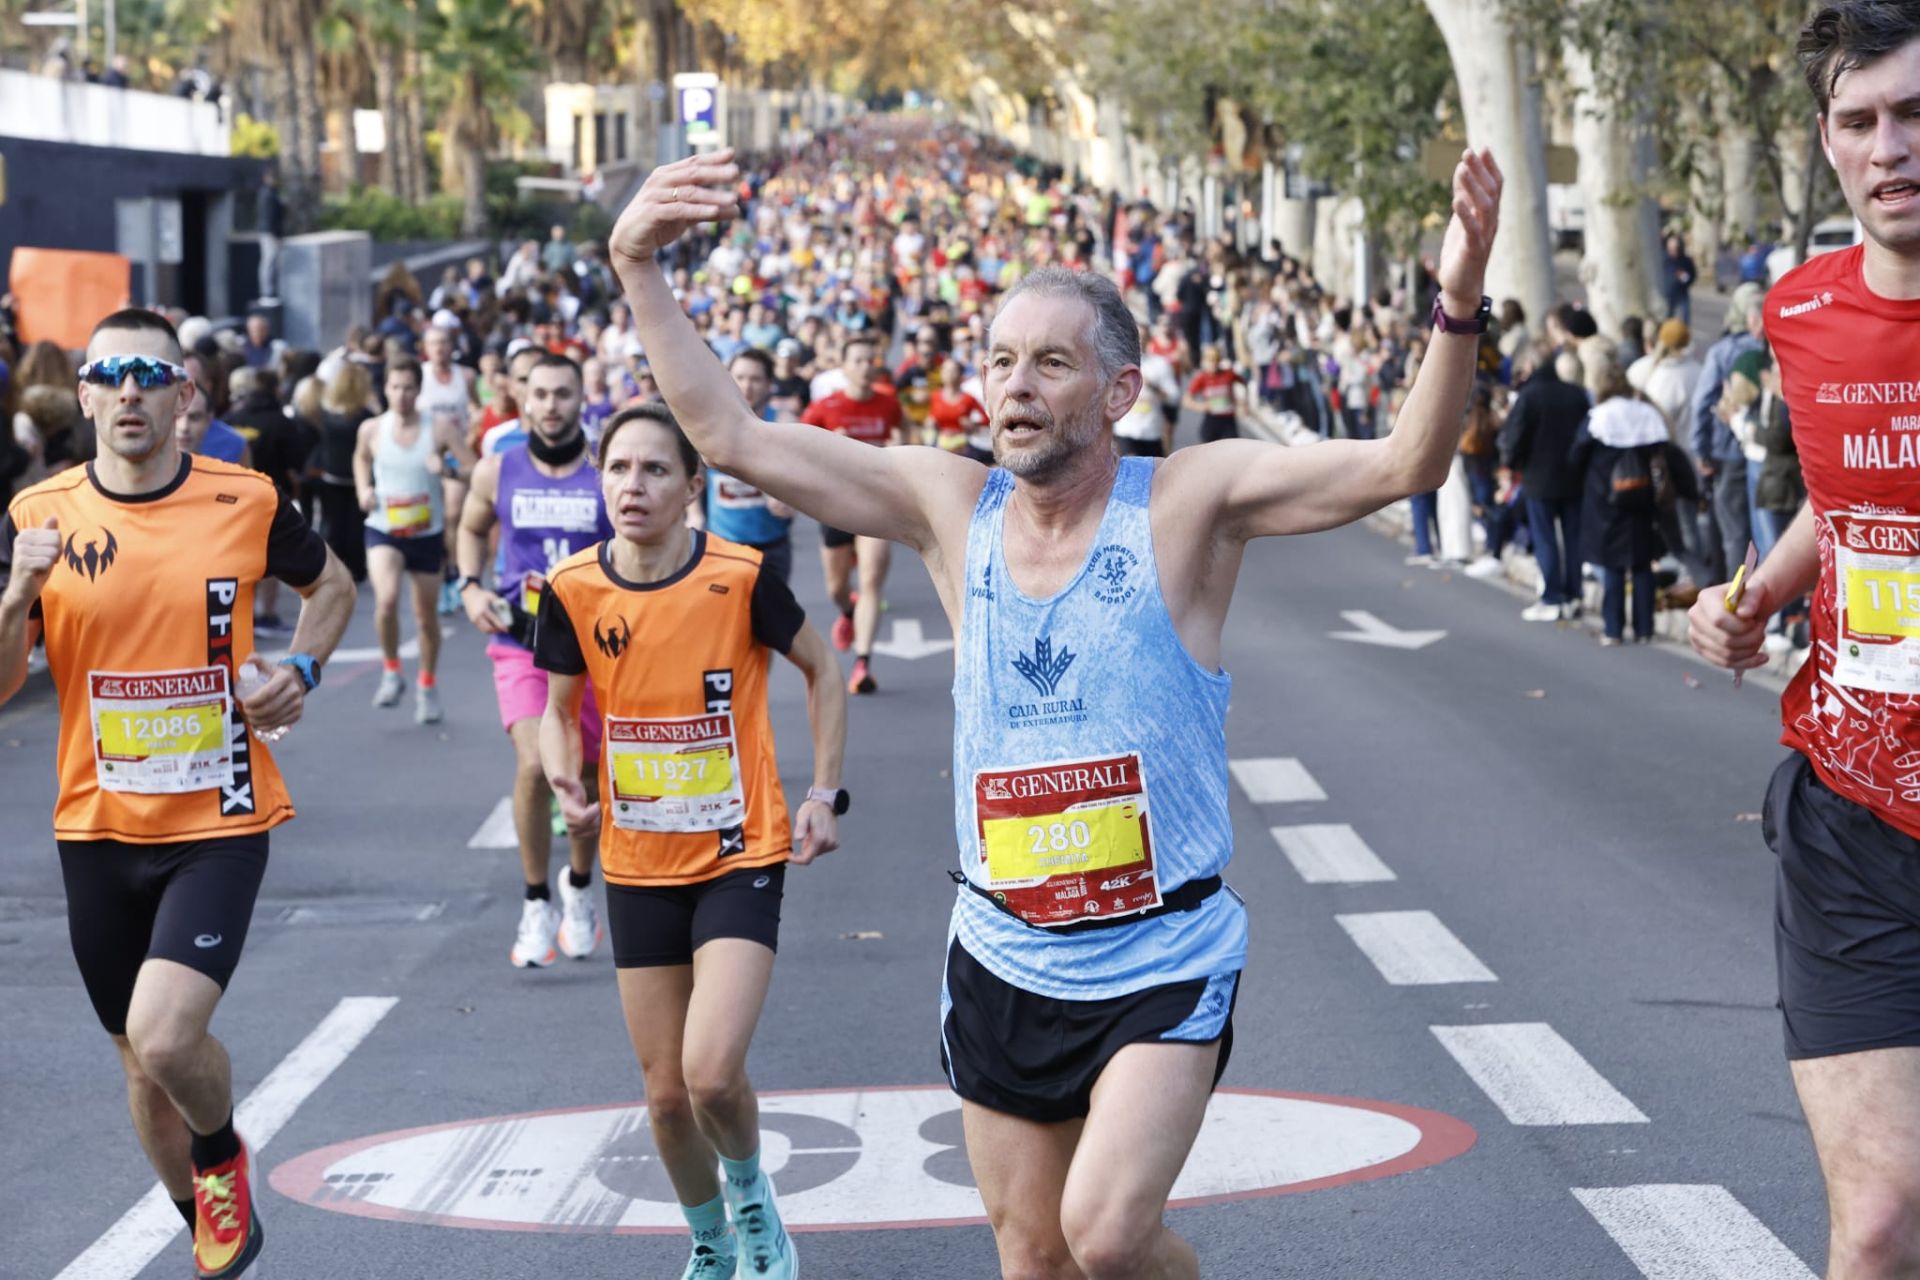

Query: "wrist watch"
<box><xmin>278</xmin><ymin>652</ymin><xmax>322</xmax><ymax>692</ymax></box>
<box><xmin>456</xmin><ymin>575</ymin><xmax>484</xmax><ymax>594</ymax></box>
<box><xmin>806</xmin><ymin>786</ymin><xmax>851</xmax><ymax>816</ymax></box>
<box><xmin>1430</xmin><ymin>293</ymin><xmax>1492</xmax><ymax>336</ymax></box>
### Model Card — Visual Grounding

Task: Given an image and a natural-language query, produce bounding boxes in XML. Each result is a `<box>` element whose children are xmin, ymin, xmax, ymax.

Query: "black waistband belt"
<box><xmin>951</xmin><ymin>871</ymin><xmax>1223</xmax><ymax>935</ymax></box>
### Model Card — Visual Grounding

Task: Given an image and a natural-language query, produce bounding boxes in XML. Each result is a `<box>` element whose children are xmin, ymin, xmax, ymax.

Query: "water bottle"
<box><xmin>234</xmin><ymin>656</ymin><xmax>289</xmax><ymax>743</ymax></box>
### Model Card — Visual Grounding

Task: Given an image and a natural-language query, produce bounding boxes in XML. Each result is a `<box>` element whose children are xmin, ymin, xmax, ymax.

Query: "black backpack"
<box><xmin>1609</xmin><ymin>444</ymin><xmax>1672</xmax><ymax>509</ymax></box>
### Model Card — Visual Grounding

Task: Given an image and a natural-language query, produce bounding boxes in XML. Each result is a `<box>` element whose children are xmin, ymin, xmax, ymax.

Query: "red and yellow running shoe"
<box><xmin>192</xmin><ymin>1140</ymin><xmax>264</xmax><ymax>1279</ymax></box>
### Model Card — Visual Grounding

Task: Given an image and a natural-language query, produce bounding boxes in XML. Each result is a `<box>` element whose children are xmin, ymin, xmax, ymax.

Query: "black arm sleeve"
<box><xmin>264</xmin><ymin>490</ymin><xmax>328</xmax><ymax>588</ymax></box>
<box><xmin>532</xmin><ymin>584</ymin><xmax>588</xmax><ymax>675</ymax></box>
<box><xmin>750</xmin><ymin>560</ymin><xmax>806</xmax><ymax>655</ymax></box>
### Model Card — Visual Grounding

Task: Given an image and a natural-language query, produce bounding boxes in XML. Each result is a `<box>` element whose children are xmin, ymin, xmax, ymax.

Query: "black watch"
<box><xmin>806</xmin><ymin>786</ymin><xmax>851</xmax><ymax>816</ymax></box>
<box><xmin>456</xmin><ymin>575</ymin><xmax>484</xmax><ymax>594</ymax></box>
<box><xmin>1430</xmin><ymin>293</ymin><xmax>1492</xmax><ymax>336</ymax></box>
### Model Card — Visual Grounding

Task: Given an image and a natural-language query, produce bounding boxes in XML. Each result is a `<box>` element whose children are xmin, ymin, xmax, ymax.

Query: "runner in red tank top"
<box><xmin>799</xmin><ymin>335</ymin><xmax>902</xmax><ymax>693</ymax></box>
<box><xmin>1689</xmin><ymin>9</ymin><xmax>1920</xmax><ymax>1268</ymax></box>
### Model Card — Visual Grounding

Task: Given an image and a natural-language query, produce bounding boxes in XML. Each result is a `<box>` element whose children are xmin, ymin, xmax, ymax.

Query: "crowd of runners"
<box><xmin>6</xmin><ymin>4</ymin><xmax>1920</xmax><ymax>1276</ymax></box>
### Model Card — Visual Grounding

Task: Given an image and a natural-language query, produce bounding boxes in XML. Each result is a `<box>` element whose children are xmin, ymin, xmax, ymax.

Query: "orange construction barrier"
<box><xmin>9</xmin><ymin>248</ymin><xmax>133</xmax><ymax>350</ymax></box>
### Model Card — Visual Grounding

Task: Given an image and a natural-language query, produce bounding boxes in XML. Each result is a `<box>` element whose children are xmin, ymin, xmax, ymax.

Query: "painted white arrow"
<box><xmin>869</xmin><ymin>617</ymin><xmax>954</xmax><ymax>660</ymax></box>
<box><xmin>1328</xmin><ymin>610</ymin><xmax>1446</xmax><ymax>650</ymax></box>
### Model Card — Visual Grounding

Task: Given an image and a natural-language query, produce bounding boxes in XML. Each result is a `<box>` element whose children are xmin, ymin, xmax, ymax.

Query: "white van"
<box><xmin>1767</xmin><ymin>217</ymin><xmax>1864</xmax><ymax>283</ymax></box>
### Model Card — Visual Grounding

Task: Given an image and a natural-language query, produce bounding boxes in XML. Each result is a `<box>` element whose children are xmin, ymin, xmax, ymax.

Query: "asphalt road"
<box><xmin>1</xmin><ymin>435</ymin><xmax>1827</xmax><ymax>1279</ymax></box>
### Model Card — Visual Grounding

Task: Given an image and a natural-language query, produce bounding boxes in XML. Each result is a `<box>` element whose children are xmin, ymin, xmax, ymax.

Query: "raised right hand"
<box><xmin>1687</xmin><ymin>577</ymin><xmax>1774</xmax><ymax>672</ymax></box>
<box><xmin>608</xmin><ymin>150</ymin><xmax>743</xmax><ymax>275</ymax></box>
<box><xmin>4</xmin><ymin>516</ymin><xmax>60</xmax><ymax>607</ymax></box>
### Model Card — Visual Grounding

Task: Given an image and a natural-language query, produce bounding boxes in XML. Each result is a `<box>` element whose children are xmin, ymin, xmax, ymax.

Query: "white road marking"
<box><xmin>269</xmin><ymin>1087</ymin><xmax>1469</xmax><ymax>1230</ymax></box>
<box><xmin>1431</xmin><ymin>1023</ymin><xmax>1647</xmax><ymax>1126</ymax></box>
<box><xmin>1229</xmin><ymin>757</ymin><xmax>1327</xmax><ymax>804</ymax></box>
<box><xmin>1336</xmin><ymin>911</ymin><xmax>1497</xmax><ymax>984</ymax></box>
<box><xmin>868</xmin><ymin>618</ymin><xmax>954</xmax><ymax>660</ymax></box>
<box><xmin>53</xmin><ymin>997</ymin><xmax>398</xmax><ymax>1280</ymax></box>
<box><xmin>466</xmin><ymin>796</ymin><xmax>518</xmax><ymax>849</ymax></box>
<box><xmin>1328</xmin><ymin>610</ymin><xmax>1447</xmax><ymax>650</ymax></box>
<box><xmin>1573</xmin><ymin>1185</ymin><xmax>1817</xmax><ymax>1279</ymax></box>
<box><xmin>324</xmin><ymin>624</ymin><xmax>451</xmax><ymax>667</ymax></box>
<box><xmin>1269</xmin><ymin>824</ymin><xmax>1396</xmax><ymax>884</ymax></box>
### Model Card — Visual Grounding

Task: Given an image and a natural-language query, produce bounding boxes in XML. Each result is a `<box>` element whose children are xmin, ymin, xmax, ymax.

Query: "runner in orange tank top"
<box><xmin>535</xmin><ymin>402</ymin><xmax>847</xmax><ymax>1279</ymax></box>
<box><xmin>0</xmin><ymin>309</ymin><xmax>355</xmax><ymax>1279</ymax></box>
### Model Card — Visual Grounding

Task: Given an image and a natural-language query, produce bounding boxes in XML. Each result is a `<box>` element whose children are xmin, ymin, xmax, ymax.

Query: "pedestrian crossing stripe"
<box><xmin>268</xmin><ymin>1086</ymin><xmax>1475</xmax><ymax>1232</ymax></box>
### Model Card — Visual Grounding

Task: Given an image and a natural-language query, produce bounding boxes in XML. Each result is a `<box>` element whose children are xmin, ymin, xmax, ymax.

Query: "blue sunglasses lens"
<box><xmin>85</xmin><ymin>357</ymin><xmax>182</xmax><ymax>389</ymax></box>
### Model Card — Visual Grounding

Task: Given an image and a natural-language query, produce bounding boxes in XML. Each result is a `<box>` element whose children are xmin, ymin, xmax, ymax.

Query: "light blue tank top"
<box><xmin>950</xmin><ymin>457</ymin><xmax>1248</xmax><ymax>1001</ymax></box>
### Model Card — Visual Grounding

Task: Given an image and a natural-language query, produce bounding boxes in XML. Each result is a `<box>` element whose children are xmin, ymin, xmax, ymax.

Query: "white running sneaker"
<box><xmin>729</xmin><ymin>1176</ymin><xmax>796</xmax><ymax>1279</ymax></box>
<box><xmin>510</xmin><ymin>898</ymin><xmax>559</xmax><ymax>968</ymax></box>
<box><xmin>372</xmin><ymin>669</ymin><xmax>406</xmax><ymax>707</ymax></box>
<box><xmin>681</xmin><ymin>1240</ymin><xmax>738</xmax><ymax>1280</ymax></box>
<box><xmin>556</xmin><ymin>876</ymin><xmax>602</xmax><ymax>960</ymax></box>
<box><xmin>1463</xmin><ymin>554</ymin><xmax>1505</xmax><ymax>580</ymax></box>
<box><xmin>414</xmin><ymin>683</ymin><xmax>443</xmax><ymax>725</ymax></box>
<box><xmin>1520</xmin><ymin>601</ymin><xmax>1563</xmax><ymax>622</ymax></box>
<box><xmin>1404</xmin><ymin>553</ymin><xmax>1436</xmax><ymax>567</ymax></box>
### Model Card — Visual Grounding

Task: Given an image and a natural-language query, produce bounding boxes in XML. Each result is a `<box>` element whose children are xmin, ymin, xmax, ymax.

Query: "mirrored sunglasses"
<box><xmin>79</xmin><ymin>355</ymin><xmax>190</xmax><ymax>390</ymax></box>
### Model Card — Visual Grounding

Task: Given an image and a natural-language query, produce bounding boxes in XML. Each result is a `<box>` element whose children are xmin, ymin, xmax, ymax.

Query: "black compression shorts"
<box><xmin>364</xmin><ymin>526</ymin><xmax>446</xmax><ymax>575</ymax></box>
<box><xmin>58</xmin><ymin>833</ymin><xmax>269</xmax><ymax>1035</ymax></box>
<box><xmin>1768</xmin><ymin>752</ymin><xmax>1920</xmax><ymax>1060</ymax></box>
<box><xmin>819</xmin><ymin>523</ymin><xmax>855</xmax><ymax>550</ymax></box>
<box><xmin>605</xmin><ymin>864</ymin><xmax>785</xmax><ymax>968</ymax></box>
<box><xmin>939</xmin><ymin>938</ymin><xmax>1238</xmax><ymax>1123</ymax></box>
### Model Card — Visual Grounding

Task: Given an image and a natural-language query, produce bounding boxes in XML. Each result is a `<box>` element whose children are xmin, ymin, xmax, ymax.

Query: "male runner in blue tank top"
<box><xmin>455</xmin><ymin>353</ymin><xmax>615</xmax><ymax>968</ymax></box>
<box><xmin>608</xmin><ymin>148</ymin><xmax>1504</xmax><ymax>1279</ymax></box>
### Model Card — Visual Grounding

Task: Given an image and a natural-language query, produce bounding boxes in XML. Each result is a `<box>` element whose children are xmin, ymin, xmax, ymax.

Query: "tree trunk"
<box><xmin>1679</xmin><ymin>91</ymin><xmax>1723</xmax><ymax>276</ymax></box>
<box><xmin>1718</xmin><ymin>81</ymin><xmax>1762</xmax><ymax>253</ymax></box>
<box><xmin>455</xmin><ymin>80</ymin><xmax>490</xmax><ymax>237</ymax></box>
<box><xmin>1423</xmin><ymin>0</ymin><xmax>1555</xmax><ymax>325</ymax></box>
<box><xmin>288</xmin><ymin>33</ymin><xmax>323</xmax><ymax>229</ymax></box>
<box><xmin>402</xmin><ymin>43</ymin><xmax>428</xmax><ymax>202</ymax></box>
<box><xmin>1564</xmin><ymin>29</ymin><xmax>1662</xmax><ymax>335</ymax></box>
<box><xmin>648</xmin><ymin>0</ymin><xmax>674</xmax><ymax>86</ymax></box>
<box><xmin>372</xmin><ymin>44</ymin><xmax>402</xmax><ymax>195</ymax></box>
<box><xmin>1777</xmin><ymin>117</ymin><xmax>1819</xmax><ymax>257</ymax></box>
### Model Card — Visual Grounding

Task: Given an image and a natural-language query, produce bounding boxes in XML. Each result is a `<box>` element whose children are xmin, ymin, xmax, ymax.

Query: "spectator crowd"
<box><xmin>0</xmin><ymin>115</ymin><xmax>1806</xmax><ymax>658</ymax></box>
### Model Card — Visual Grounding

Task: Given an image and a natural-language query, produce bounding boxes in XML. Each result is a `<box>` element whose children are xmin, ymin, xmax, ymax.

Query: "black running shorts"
<box><xmin>939</xmin><ymin>938</ymin><xmax>1239</xmax><ymax>1124</ymax></box>
<box><xmin>819</xmin><ymin>523</ymin><xmax>855</xmax><ymax>550</ymax></box>
<box><xmin>1768</xmin><ymin>751</ymin><xmax>1920</xmax><ymax>1060</ymax></box>
<box><xmin>364</xmin><ymin>526</ymin><xmax>446</xmax><ymax>575</ymax></box>
<box><xmin>58</xmin><ymin>834</ymin><xmax>270</xmax><ymax>1035</ymax></box>
<box><xmin>606</xmin><ymin>864</ymin><xmax>785</xmax><ymax>968</ymax></box>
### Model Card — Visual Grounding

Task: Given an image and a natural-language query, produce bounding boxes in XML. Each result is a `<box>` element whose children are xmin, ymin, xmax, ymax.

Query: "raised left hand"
<box><xmin>791</xmin><ymin>799</ymin><xmax>840</xmax><ymax>865</ymax></box>
<box><xmin>1436</xmin><ymin>148</ymin><xmax>1504</xmax><ymax>311</ymax></box>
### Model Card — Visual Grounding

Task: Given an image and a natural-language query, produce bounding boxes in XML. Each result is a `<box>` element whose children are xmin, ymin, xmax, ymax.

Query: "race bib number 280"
<box><xmin>89</xmin><ymin>666</ymin><xmax>235</xmax><ymax>794</ymax></box>
<box><xmin>972</xmin><ymin>752</ymin><xmax>1161</xmax><ymax>928</ymax></box>
<box><xmin>1831</xmin><ymin>510</ymin><xmax>1920</xmax><ymax>695</ymax></box>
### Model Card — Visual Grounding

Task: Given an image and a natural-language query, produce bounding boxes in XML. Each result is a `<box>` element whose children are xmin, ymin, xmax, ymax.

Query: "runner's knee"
<box><xmin>645</xmin><ymin>1086</ymin><xmax>698</xmax><ymax>1138</ymax></box>
<box><xmin>122</xmin><ymin>1012</ymin><xmax>204</xmax><ymax>1090</ymax></box>
<box><xmin>682</xmin><ymin>1059</ymin><xmax>750</xmax><ymax>1116</ymax></box>
<box><xmin>1060</xmin><ymin>1194</ymin><xmax>1159</xmax><ymax>1279</ymax></box>
<box><xmin>1832</xmin><ymin>1187</ymin><xmax>1920</xmax><ymax>1277</ymax></box>
<box><xmin>991</xmin><ymin>1227</ymin><xmax>1079</xmax><ymax>1280</ymax></box>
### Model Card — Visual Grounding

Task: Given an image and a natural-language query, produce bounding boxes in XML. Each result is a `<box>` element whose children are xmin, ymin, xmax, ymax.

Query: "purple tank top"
<box><xmin>495</xmin><ymin>447</ymin><xmax>612</xmax><ymax>646</ymax></box>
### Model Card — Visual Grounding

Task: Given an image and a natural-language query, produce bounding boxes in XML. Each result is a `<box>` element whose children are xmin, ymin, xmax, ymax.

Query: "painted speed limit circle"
<box><xmin>269</xmin><ymin>1085</ymin><xmax>1475</xmax><ymax>1233</ymax></box>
